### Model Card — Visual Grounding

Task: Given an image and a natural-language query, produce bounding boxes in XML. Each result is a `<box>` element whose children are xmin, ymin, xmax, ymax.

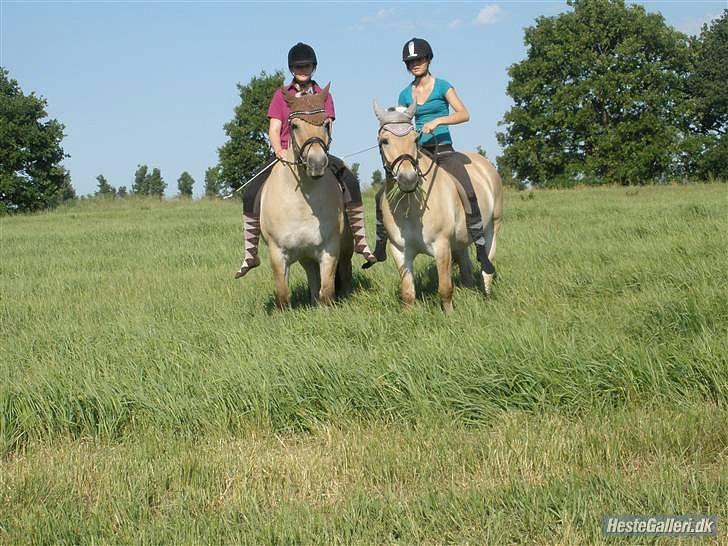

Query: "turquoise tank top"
<box><xmin>398</xmin><ymin>78</ymin><xmax>453</xmax><ymax>146</ymax></box>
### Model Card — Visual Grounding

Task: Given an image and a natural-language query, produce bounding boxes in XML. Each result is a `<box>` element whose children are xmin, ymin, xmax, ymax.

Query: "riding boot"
<box><xmin>466</xmin><ymin>196</ymin><xmax>496</xmax><ymax>275</ymax></box>
<box><xmin>234</xmin><ymin>212</ymin><xmax>261</xmax><ymax>279</ymax></box>
<box><xmin>345</xmin><ymin>202</ymin><xmax>377</xmax><ymax>266</ymax></box>
<box><xmin>363</xmin><ymin>189</ymin><xmax>388</xmax><ymax>268</ymax></box>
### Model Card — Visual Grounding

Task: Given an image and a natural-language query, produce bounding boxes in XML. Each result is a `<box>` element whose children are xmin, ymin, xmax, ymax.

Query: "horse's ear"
<box><xmin>373</xmin><ymin>99</ymin><xmax>386</xmax><ymax>123</ymax></box>
<box><xmin>281</xmin><ymin>86</ymin><xmax>295</xmax><ymax>105</ymax></box>
<box><xmin>320</xmin><ymin>82</ymin><xmax>331</xmax><ymax>99</ymax></box>
<box><xmin>405</xmin><ymin>101</ymin><xmax>416</xmax><ymax>119</ymax></box>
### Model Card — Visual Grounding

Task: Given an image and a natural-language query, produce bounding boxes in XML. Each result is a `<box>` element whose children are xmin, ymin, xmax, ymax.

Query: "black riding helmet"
<box><xmin>402</xmin><ymin>37</ymin><xmax>433</xmax><ymax>62</ymax></box>
<box><xmin>288</xmin><ymin>42</ymin><xmax>318</xmax><ymax>69</ymax></box>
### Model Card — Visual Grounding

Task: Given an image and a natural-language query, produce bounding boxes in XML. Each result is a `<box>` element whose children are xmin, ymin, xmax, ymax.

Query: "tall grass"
<box><xmin>1</xmin><ymin>184</ymin><xmax>726</xmax><ymax>542</ymax></box>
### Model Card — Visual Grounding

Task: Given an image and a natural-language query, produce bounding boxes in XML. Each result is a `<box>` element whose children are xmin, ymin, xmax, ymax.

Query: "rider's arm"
<box><xmin>269</xmin><ymin>118</ymin><xmax>284</xmax><ymax>160</ymax></box>
<box><xmin>421</xmin><ymin>87</ymin><xmax>470</xmax><ymax>134</ymax></box>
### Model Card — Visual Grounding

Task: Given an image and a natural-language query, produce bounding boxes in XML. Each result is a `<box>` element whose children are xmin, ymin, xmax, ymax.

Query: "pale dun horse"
<box><xmin>374</xmin><ymin>101</ymin><xmax>503</xmax><ymax>313</ymax></box>
<box><xmin>260</xmin><ymin>84</ymin><xmax>353</xmax><ymax>309</ymax></box>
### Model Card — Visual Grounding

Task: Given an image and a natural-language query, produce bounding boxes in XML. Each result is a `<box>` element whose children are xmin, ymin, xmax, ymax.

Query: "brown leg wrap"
<box><xmin>234</xmin><ymin>212</ymin><xmax>261</xmax><ymax>279</ymax></box>
<box><xmin>345</xmin><ymin>202</ymin><xmax>377</xmax><ymax>265</ymax></box>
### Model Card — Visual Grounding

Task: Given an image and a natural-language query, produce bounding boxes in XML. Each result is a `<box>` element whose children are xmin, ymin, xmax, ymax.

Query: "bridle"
<box><xmin>283</xmin><ymin>108</ymin><xmax>332</xmax><ymax>167</ymax></box>
<box><xmin>377</xmin><ymin>124</ymin><xmax>438</xmax><ymax>191</ymax></box>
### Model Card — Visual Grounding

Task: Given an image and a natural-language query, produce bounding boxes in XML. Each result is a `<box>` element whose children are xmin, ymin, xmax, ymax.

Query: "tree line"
<box><xmin>1</xmin><ymin>1</ymin><xmax>725</xmax><ymax>213</ymax></box>
<box><xmin>93</xmin><ymin>167</ymin><xmax>201</xmax><ymax>199</ymax></box>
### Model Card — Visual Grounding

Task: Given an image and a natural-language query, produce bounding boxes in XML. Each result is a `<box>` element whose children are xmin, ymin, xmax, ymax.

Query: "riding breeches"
<box><xmin>242</xmin><ymin>155</ymin><xmax>275</xmax><ymax>215</ymax></box>
<box><xmin>421</xmin><ymin>144</ymin><xmax>476</xmax><ymax>214</ymax></box>
<box><xmin>328</xmin><ymin>155</ymin><xmax>362</xmax><ymax>204</ymax></box>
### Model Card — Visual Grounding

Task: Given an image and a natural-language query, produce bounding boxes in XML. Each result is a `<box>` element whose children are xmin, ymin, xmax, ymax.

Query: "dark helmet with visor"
<box><xmin>288</xmin><ymin>42</ymin><xmax>318</xmax><ymax>69</ymax></box>
<box><xmin>402</xmin><ymin>37</ymin><xmax>433</xmax><ymax>62</ymax></box>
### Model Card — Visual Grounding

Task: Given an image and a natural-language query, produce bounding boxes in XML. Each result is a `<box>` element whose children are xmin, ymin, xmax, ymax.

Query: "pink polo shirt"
<box><xmin>267</xmin><ymin>80</ymin><xmax>336</xmax><ymax>149</ymax></box>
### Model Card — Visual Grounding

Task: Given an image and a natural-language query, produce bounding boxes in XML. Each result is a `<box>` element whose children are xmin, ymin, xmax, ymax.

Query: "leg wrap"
<box><xmin>345</xmin><ymin>202</ymin><xmax>377</xmax><ymax>264</ymax></box>
<box><xmin>235</xmin><ymin>212</ymin><xmax>261</xmax><ymax>279</ymax></box>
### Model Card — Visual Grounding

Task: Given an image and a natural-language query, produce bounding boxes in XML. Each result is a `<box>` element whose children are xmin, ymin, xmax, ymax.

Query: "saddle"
<box><xmin>421</xmin><ymin>147</ymin><xmax>475</xmax><ymax>213</ymax></box>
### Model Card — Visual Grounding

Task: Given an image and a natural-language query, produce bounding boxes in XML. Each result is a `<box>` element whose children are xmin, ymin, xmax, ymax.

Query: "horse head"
<box><xmin>373</xmin><ymin>99</ymin><xmax>419</xmax><ymax>193</ymax></box>
<box><xmin>283</xmin><ymin>83</ymin><xmax>332</xmax><ymax>178</ymax></box>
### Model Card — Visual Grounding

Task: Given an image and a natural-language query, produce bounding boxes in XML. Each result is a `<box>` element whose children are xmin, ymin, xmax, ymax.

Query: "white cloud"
<box><xmin>359</xmin><ymin>8</ymin><xmax>395</xmax><ymax>26</ymax></box>
<box><xmin>474</xmin><ymin>5</ymin><xmax>502</xmax><ymax>26</ymax></box>
<box><xmin>674</xmin><ymin>11</ymin><xmax>721</xmax><ymax>36</ymax></box>
<box><xmin>448</xmin><ymin>18</ymin><xmax>464</xmax><ymax>30</ymax></box>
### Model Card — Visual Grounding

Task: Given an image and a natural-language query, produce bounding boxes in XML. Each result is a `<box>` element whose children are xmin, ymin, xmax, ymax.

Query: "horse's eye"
<box><xmin>380</xmin><ymin>138</ymin><xmax>389</xmax><ymax>145</ymax></box>
<box><xmin>291</xmin><ymin>122</ymin><xmax>299</xmax><ymax>130</ymax></box>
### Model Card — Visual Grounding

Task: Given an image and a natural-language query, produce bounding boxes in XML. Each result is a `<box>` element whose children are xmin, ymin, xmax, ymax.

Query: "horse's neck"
<box><xmin>417</xmin><ymin>152</ymin><xmax>448</xmax><ymax>200</ymax></box>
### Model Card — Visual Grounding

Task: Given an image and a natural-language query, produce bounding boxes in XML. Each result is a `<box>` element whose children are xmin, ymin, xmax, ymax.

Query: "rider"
<box><xmin>236</xmin><ymin>42</ymin><xmax>377</xmax><ymax>278</ymax></box>
<box><xmin>369</xmin><ymin>37</ymin><xmax>494</xmax><ymax>275</ymax></box>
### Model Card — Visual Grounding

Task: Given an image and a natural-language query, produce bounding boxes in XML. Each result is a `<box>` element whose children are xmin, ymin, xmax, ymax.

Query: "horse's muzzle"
<box><xmin>306</xmin><ymin>151</ymin><xmax>329</xmax><ymax>178</ymax></box>
<box><xmin>397</xmin><ymin>170</ymin><xmax>419</xmax><ymax>193</ymax></box>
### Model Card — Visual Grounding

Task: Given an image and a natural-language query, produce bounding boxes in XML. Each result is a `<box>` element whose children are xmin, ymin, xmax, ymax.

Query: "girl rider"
<box><xmin>368</xmin><ymin>38</ymin><xmax>494</xmax><ymax>276</ymax></box>
<box><xmin>236</xmin><ymin>42</ymin><xmax>377</xmax><ymax>278</ymax></box>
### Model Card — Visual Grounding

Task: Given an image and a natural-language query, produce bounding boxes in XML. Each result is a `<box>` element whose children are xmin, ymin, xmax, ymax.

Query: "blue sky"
<box><xmin>1</xmin><ymin>1</ymin><xmax>724</xmax><ymax>196</ymax></box>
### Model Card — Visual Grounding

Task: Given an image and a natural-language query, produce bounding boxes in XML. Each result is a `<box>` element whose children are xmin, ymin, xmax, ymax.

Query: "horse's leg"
<box><xmin>453</xmin><ymin>248</ymin><xmax>475</xmax><ymax>288</ymax></box>
<box><xmin>335</xmin><ymin>254</ymin><xmax>353</xmax><ymax>299</ymax></box>
<box><xmin>301</xmin><ymin>259</ymin><xmax>320</xmax><ymax>305</ymax></box>
<box><xmin>268</xmin><ymin>243</ymin><xmax>290</xmax><ymax>309</ymax></box>
<box><xmin>435</xmin><ymin>239</ymin><xmax>454</xmax><ymax>314</ymax></box>
<box><xmin>318</xmin><ymin>251</ymin><xmax>338</xmax><ymax>306</ymax></box>
<box><xmin>390</xmin><ymin>243</ymin><xmax>416</xmax><ymax>307</ymax></box>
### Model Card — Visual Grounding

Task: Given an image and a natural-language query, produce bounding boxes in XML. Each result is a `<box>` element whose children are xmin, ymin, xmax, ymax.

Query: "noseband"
<box><xmin>287</xmin><ymin>108</ymin><xmax>331</xmax><ymax>166</ymax></box>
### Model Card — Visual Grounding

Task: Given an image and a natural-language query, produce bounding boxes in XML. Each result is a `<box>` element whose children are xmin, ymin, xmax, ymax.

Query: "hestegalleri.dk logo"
<box><xmin>603</xmin><ymin>515</ymin><xmax>717</xmax><ymax>536</ymax></box>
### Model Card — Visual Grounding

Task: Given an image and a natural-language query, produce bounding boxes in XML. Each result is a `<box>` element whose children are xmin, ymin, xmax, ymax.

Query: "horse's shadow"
<box><xmin>264</xmin><ymin>265</ymin><xmax>374</xmax><ymax>313</ymax></box>
<box><xmin>412</xmin><ymin>254</ymin><xmax>494</xmax><ymax>302</ymax></box>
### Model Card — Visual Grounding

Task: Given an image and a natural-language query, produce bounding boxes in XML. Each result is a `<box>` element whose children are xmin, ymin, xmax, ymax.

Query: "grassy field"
<box><xmin>1</xmin><ymin>183</ymin><xmax>727</xmax><ymax>544</ymax></box>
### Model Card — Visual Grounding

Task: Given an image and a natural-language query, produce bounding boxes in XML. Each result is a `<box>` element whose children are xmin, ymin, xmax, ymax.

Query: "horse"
<box><xmin>259</xmin><ymin>84</ymin><xmax>353</xmax><ymax>309</ymax></box>
<box><xmin>373</xmin><ymin>100</ymin><xmax>503</xmax><ymax>313</ymax></box>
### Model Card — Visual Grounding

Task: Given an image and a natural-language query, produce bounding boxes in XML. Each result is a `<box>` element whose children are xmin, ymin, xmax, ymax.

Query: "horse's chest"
<box><xmin>263</xmin><ymin>190</ymin><xmax>343</xmax><ymax>250</ymax></box>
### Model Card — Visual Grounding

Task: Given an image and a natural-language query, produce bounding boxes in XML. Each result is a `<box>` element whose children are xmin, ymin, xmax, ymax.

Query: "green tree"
<box><xmin>95</xmin><ymin>174</ymin><xmax>116</xmax><ymax>197</ymax></box>
<box><xmin>132</xmin><ymin>165</ymin><xmax>149</xmax><ymax>195</ymax></box>
<box><xmin>117</xmin><ymin>186</ymin><xmax>128</xmax><ymax>198</ymax></box>
<box><xmin>147</xmin><ymin>168</ymin><xmax>165</xmax><ymax>197</ymax></box>
<box><xmin>475</xmin><ymin>146</ymin><xmax>488</xmax><ymax>158</ymax></box>
<box><xmin>371</xmin><ymin>169</ymin><xmax>384</xmax><ymax>188</ymax></box>
<box><xmin>689</xmin><ymin>10</ymin><xmax>728</xmax><ymax>179</ymax></box>
<box><xmin>218</xmin><ymin>70</ymin><xmax>284</xmax><ymax>194</ymax></box>
<box><xmin>132</xmin><ymin>165</ymin><xmax>165</xmax><ymax>197</ymax></box>
<box><xmin>177</xmin><ymin>171</ymin><xmax>194</xmax><ymax>197</ymax></box>
<box><xmin>204</xmin><ymin>165</ymin><xmax>222</xmax><ymax>198</ymax></box>
<box><xmin>497</xmin><ymin>0</ymin><xmax>692</xmax><ymax>186</ymax></box>
<box><xmin>0</xmin><ymin>67</ymin><xmax>74</xmax><ymax>212</ymax></box>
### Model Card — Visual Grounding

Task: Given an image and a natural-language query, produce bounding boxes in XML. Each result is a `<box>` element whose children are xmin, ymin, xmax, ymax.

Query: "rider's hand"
<box><xmin>273</xmin><ymin>147</ymin><xmax>285</xmax><ymax>161</ymax></box>
<box><xmin>421</xmin><ymin>120</ymin><xmax>440</xmax><ymax>134</ymax></box>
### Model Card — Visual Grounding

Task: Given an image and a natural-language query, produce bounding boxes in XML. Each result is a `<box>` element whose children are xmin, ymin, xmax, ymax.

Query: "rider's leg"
<box><xmin>328</xmin><ymin>156</ymin><xmax>377</xmax><ymax>265</ymax></box>
<box><xmin>234</xmin><ymin>163</ymin><xmax>271</xmax><ymax>279</ymax></box>
<box><xmin>426</xmin><ymin>145</ymin><xmax>495</xmax><ymax>275</ymax></box>
<box><xmin>368</xmin><ymin>185</ymin><xmax>388</xmax><ymax>266</ymax></box>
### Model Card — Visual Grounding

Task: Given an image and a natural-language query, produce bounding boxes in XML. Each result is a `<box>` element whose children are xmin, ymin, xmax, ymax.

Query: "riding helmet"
<box><xmin>288</xmin><ymin>42</ymin><xmax>318</xmax><ymax>69</ymax></box>
<box><xmin>402</xmin><ymin>37</ymin><xmax>433</xmax><ymax>62</ymax></box>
